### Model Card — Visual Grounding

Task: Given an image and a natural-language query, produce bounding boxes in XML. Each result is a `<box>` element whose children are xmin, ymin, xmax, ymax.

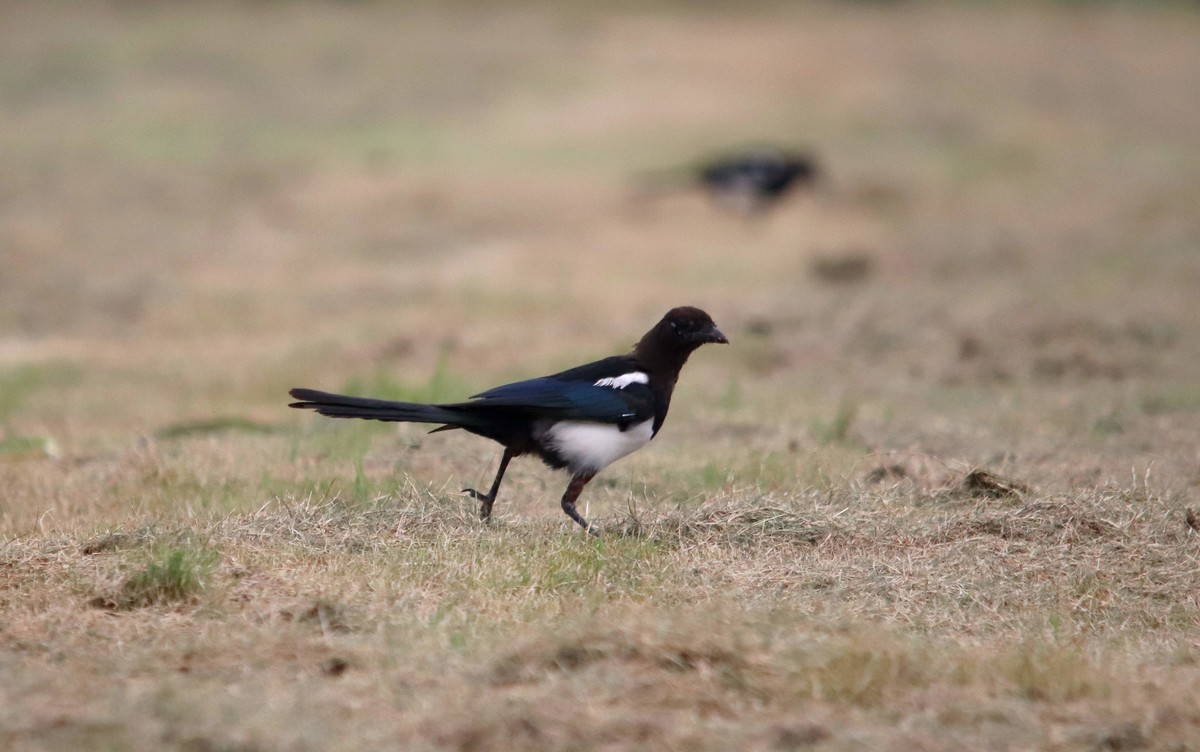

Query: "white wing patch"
<box><xmin>594</xmin><ymin>371</ymin><xmax>649</xmax><ymax>390</ymax></box>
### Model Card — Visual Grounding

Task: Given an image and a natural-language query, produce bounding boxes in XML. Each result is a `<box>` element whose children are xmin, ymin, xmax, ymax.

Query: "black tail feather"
<box><xmin>288</xmin><ymin>388</ymin><xmax>473</xmax><ymax>427</ymax></box>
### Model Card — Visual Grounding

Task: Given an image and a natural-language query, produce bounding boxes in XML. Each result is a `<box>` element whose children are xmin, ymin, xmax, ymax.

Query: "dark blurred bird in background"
<box><xmin>699</xmin><ymin>146</ymin><xmax>820</xmax><ymax>213</ymax></box>
<box><xmin>634</xmin><ymin>146</ymin><xmax>821</xmax><ymax>216</ymax></box>
<box><xmin>289</xmin><ymin>307</ymin><xmax>727</xmax><ymax>534</ymax></box>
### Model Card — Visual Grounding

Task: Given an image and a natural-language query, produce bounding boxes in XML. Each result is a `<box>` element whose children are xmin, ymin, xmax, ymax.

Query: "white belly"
<box><xmin>544</xmin><ymin>419</ymin><xmax>655</xmax><ymax>475</ymax></box>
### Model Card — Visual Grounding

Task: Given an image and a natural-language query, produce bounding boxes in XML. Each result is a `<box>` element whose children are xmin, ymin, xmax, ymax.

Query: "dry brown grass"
<box><xmin>2</xmin><ymin>1</ymin><xmax>1200</xmax><ymax>749</ymax></box>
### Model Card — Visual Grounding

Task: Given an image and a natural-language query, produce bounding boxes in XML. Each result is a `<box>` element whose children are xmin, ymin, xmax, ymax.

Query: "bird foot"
<box><xmin>462</xmin><ymin>488</ymin><xmax>495</xmax><ymax>521</ymax></box>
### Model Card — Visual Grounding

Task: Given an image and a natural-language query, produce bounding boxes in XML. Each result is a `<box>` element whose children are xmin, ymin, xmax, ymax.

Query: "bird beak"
<box><xmin>705</xmin><ymin>325</ymin><xmax>729</xmax><ymax>344</ymax></box>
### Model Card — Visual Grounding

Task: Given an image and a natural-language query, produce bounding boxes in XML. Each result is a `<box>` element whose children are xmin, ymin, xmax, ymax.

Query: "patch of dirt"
<box><xmin>962</xmin><ymin>470</ymin><xmax>1032</xmax><ymax>498</ymax></box>
<box><xmin>935</xmin><ymin>502</ymin><xmax>1123</xmax><ymax>545</ymax></box>
<box><xmin>944</xmin><ymin>314</ymin><xmax>1173</xmax><ymax>386</ymax></box>
<box><xmin>492</xmin><ymin>629</ymin><xmax>753</xmax><ymax>687</ymax></box>
<box><xmin>281</xmin><ymin>599</ymin><xmax>357</xmax><ymax>634</ymax></box>
<box><xmin>772</xmin><ymin>723</ymin><xmax>831</xmax><ymax>750</ymax></box>
<box><xmin>1094</xmin><ymin>722</ymin><xmax>1147</xmax><ymax>751</ymax></box>
<box><xmin>865</xmin><ymin>464</ymin><xmax>908</xmax><ymax>484</ymax></box>
<box><xmin>810</xmin><ymin>251</ymin><xmax>872</xmax><ymax>284</ymax></box>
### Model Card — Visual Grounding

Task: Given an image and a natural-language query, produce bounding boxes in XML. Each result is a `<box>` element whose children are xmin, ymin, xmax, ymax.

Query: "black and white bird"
<box><xmin>697</xmin><ymin>147</ymin><xmax>820</xmax><ymax>214</ymax></box>
<box><xmin>633</xmin><ymin>147</ymin><xmax>820</xmax><ymax>216</ymax></box>
<box><xmin>289</xmin><ymin>307</ymin><xmax>727</xmax><ymax>534</ymax></box>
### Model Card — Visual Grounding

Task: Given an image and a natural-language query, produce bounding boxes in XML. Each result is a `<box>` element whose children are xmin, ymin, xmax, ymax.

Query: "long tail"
<box><xmin>288</xmin><ymin>388</ymin><xmax>480</xmax><ymax>429</ymax></box>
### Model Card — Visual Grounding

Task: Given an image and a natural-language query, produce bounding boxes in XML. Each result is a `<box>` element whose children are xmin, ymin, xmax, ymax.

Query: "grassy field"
<box><xmin>2</xmin><ymin>2</ymin><xmax>1200</xmax><ymax>749</ymax></box>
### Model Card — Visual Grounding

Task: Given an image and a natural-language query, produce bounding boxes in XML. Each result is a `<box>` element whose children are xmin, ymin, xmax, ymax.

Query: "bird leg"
<box><xmin>463</xmin><ymin>448</ymin><xmax>513</xmax><ymax>521</ymax></box>
<box><xmin>560</xmin><ymin>473</ymin><xmax>599</xmax><ymax>536</ymax></box>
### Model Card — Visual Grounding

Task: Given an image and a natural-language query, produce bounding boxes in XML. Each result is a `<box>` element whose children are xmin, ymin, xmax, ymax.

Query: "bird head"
<box><xmin>633</xmin><ymin>307</ymin><xmax>728</xmax><ymax>373</ymax></box>
<box><xmin>662</xmin><ymin>306</ymin><xmax>728</xmax><ymax>345</ymax></box>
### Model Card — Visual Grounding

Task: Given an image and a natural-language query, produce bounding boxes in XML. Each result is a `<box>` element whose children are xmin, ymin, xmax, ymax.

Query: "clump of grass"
<box><xmin>999</xmin><ymin>640</ymin><xmax>1109</xmax><ymax>702</ymax></box>
<box><xmin>111</xmin><ymin>544</ymin><xmax>219</xmax><ymax>609</ymax></box>
<box><xmin>792</xmin><ymin>637</ymin><xmax>939</xmax><ymax>705</ymax></box>
<box><xmin>491</xmin><ymin>621</ymin><xmax>756</xmax><ymax>692</ymax></box>
<box><xmin>961</xmin><ymin>469</ymin><xmax>1032</xmax><ymax>498</ymax></box>
<box><xmin>0</xmin><ymin>362</ymin><xmax>80</xmax><ymax>421</ymax></box>
<box><xmin>0</xmin><ymin>434</ymin><xmax>60</xmax><ymax>458</ymax></box>
<box><xmin>1141</xmin><ymin>386</ymin><xmax>1200</xmax><ymax>415</ymax></box>
<box><xmin>637</xmin><ymin>503</ymin><xmax>829</xmax><ymax>546</ymax></box>
<box><xmin>812</xmin><ymin>399</ymin><xmax>858</xmax><ymax>446</ymax></box>
<box><xmin>292</xmin><ymin>598</ymin><xmax>357</xmax><ymax>635</ymax></box>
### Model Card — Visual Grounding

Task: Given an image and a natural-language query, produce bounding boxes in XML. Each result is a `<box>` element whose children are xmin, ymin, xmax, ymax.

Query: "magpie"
<box><xmin>633</xmin><ymin>146</ymin><xmax>820</xmax><ymax>216</ymax></box>
<box><xmin>288</xmin><ymin>307</ymin><xmax>727</xmax><ymax>534</ymax></box>
<box><xmin>697</xmin><ymin>147</ymin><xmax>820</xmax><ymax>213</ymax></box>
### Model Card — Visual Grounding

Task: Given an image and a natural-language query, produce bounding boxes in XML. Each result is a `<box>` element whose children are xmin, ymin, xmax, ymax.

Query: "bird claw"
<box><xmin>462</xmin><ymin>487</ymin><xmax>493</xmax><ymax>502</ymax></box>
<box><xmin>462</xmin><ymin>488</ymin><xmax>495</xmax><ymax>521</ymax></box>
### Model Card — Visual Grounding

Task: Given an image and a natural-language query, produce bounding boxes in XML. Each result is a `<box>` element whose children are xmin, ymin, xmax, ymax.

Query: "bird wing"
<box><xmin>468</xmin><ymin>357</ymin><xmax>654</xmax><ymax>425</ymax></box>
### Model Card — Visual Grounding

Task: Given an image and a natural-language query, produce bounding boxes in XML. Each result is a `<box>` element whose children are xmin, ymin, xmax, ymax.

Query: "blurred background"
<box><xmin>2</xmin><ymin>1</ymin><xmax>1199</xmax><ymax>527</ymax></box>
